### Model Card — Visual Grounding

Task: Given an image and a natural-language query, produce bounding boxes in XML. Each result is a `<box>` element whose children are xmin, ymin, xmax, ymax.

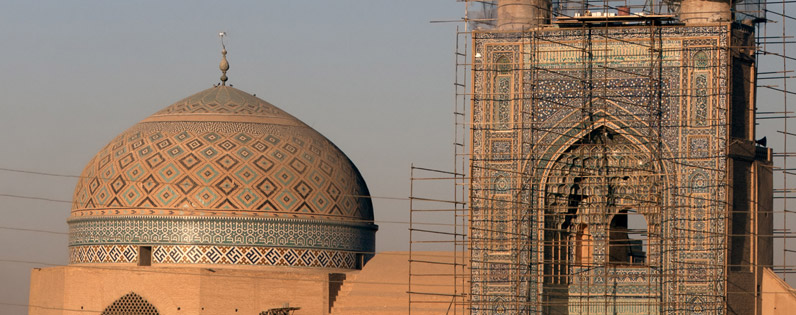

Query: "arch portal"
<box><xmin>541</xmin><ymin>127</ymin><xmax>661</xmax><ymax>314</ymax></box>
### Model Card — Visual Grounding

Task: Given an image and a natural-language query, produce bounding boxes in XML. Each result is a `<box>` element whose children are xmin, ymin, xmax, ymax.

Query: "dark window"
<box><xmin>138</xmin><ymin>246</ymin><xmax>152</xmax><ymax>267</ymax></box>
<box><xmin>609</xmin><ymin>210</ymin><xmax>647</xmax><ymax>265</ymax></box>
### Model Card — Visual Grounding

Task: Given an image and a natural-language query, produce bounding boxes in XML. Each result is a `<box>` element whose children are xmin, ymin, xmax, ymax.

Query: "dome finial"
<box><xmin>219</xmin><ymin>32</ymin><xmax>229</xmax><ymax>86</ymax></box>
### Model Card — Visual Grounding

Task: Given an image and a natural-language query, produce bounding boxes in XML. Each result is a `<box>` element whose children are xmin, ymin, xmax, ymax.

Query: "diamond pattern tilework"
<box><xmin>157</xmin><ymin>163</ymin><xmax>181</xmax><ymax>183</ymax></box>
<box><xmin>252</xmin><ymin>141</ymin><xmax>268</xmax><ymax>152</ymax></box>
<box><xmin>145</xmin><ymin>152</ymin><xmax>166</xmax><ymax>169</ymax></box>
<box><xmin>167</xmin><ymin>146</ymin><xmax>184</xmax><ymax>157</ymax></box>
<box><xmin>118</xmin><ymin>153</ymin><xmax>135</xmax><ymax>169</ymax></box>
<box><xmin>215</xmin><ymin>176</ymin><xmax>238</xmax><ymax>194</ymax></box>
<box><xmin>69</xmin><ymin>245</ymin><xmax>355</xmax><ymax>269</ymax></box>
<box><xmin>195</xmin><ymin>187</ymin><xmax>220</xmax><ymax>207</ymax></box>
<box><xmin>233</xmin><ymin>165</ymin><xmax>258</xmax><ymax>185</ymax></box>
<box><xmin>69</xmin><ymin>86</ymin><xmax>375</xmax><ymax>268</ymax></box>
<box><xmin>293</xmin><ymin>181</ymin><xmax>313</xmax><ymax>199</ymax></box>
<box><xmin>178</xmin><ymin>153</ymin><xmax>200</xmax><ymax>170</ymax></box>
<box><xmin>218</xmin><ymin>140</ymin><xmax>237</xmax><ymax>151</ymax></box>
<box><xmin>256</xmin><ymin>178</ymin><xmax>279</xmax><ymax>197</ymax></box>
<box><xmin>176</xmin><ymin>176</ymin><xmax>198</xmax><ymax>194</ymax></box>
<box><xmin>195</xmin><ymin>164</ymin><xmax>219</xmax><ymax>184</ymax></box>
<box><xmin>125</xmin><ymin>163</ymin><xmax>145</xmax><ymax>182</ymax></box>
<box><xmin>311</xmin><ymin>194</ymin><xmax>331</xmax><ymax>213</ymax></box>
<box><xmin>110</xmin><ymin>175</ymin><xmax>126</xmax><ymax>194</ymax></box>
<box><xmin>155</xmin><ymin>185</ymin><xmax>178</xmax><ymax>206</ymax></box>
<box><xmin>122</xmin><ymin>185</ymin><xmax>142</xmax><ymax>206</ymax></box>
<box><xmin>235</xmin><ymin>188</ymin><xmax>261</xmax><ymax>208</ymax></box>
<box><xmin>236</xmin><ymin>147</ymin><xmax>253</xmax><ymax>160</ymax></box>
<box><xmin>275</xmin><ymin>190</ymin><xmax>298</xmax><ymax>211</ymax></box>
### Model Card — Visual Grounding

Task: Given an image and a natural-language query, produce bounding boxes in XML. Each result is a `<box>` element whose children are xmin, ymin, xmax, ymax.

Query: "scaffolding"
<box><xmin>406</xmin><ymin>24</ymin><xmax>472</xmax><ymax>314</ymax></box>
<box><xmin>410</xmin><ymin>0</ymin><xmax>795</xmax><ymax>314</ymax></box>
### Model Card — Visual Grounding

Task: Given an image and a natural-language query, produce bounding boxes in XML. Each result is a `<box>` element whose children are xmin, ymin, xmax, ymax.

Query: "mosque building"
<box><xmin>26</xmin><ymin>1</ymin><xmax>796</xmax><ymax>315</ymax></box>
<box><xmin>463</xmin><ymin>0</ymin><xmax>796</xmax><ymax>314</ymax></box>
<box><xmin>28</xmin><ymin>45</ymin><xmax>389</xmax><ymax>314</ymax></box>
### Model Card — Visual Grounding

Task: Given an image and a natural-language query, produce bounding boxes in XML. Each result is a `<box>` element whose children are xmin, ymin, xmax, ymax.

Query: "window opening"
<box><xmin>138</xmin><ymin>246</ymin><xmax>152</xmax><ymax>266</ymax></box>
<box><xmin>574</xmin><ymin>223</ymin><xmax>592</xmax><ymax>265</ymax></box>
<box><xmin>609</xmin><ymin>210</ymin><xmax>647</xmax><ymax>264</ymax></box>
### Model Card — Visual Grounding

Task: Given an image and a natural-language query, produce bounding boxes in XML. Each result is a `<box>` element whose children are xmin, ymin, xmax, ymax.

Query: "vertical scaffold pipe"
<box><xmin>497</xmin><ymin>0</ymin><xmax>551</xmax><ymax>31</ymax></box>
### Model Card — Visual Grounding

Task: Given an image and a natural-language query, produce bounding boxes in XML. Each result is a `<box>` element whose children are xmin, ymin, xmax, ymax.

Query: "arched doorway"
<box><xmin>541</xmin><ymin>127</ymin><xmax>660</xmax><ymax>314</ymax></box>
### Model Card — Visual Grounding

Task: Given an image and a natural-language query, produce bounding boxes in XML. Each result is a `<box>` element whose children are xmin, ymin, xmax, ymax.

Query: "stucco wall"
<box><xmin>762</xmin><ymin>268</ymin><xmax>796</xmax><ymax>315</ymax></box>
<box><xmin>29</xmin><ymin>265</ymin><xmax>342</xmax><ymax>315</ymax></box>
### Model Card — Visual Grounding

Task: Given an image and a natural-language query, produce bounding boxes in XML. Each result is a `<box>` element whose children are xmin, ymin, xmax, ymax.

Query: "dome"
<box><xmin>68</xmin><ymin>86</ymin><xmax>377</xmax><ymax>269</ymax></box>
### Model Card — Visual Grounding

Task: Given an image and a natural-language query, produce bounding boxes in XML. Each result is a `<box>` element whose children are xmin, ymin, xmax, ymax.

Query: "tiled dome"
<box><xmin>68</xmin><ymin>86</ymin><xmax>376</xmax><ymax>269</ymax></box>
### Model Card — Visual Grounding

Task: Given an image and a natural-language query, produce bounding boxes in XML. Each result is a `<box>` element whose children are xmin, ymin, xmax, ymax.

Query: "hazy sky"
<box><xmin>2</xmin><ymin>1</ymin><xmax>795</xmax><ymax>314</ymax></box>
<box><xmin>0</xmin><ymin>1</ymin><xmax>463</xmax><ymax>313</ymax></box>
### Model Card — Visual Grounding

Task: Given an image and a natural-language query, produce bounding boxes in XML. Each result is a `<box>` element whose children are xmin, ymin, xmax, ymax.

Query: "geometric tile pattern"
<box><xmin>101</xmin><ymin>292</ymin><xmax>159</xmax><ymax>315</ymax></box>
<box><xmin>71</xmin><ymin>86</ymin><xmax>374</xmax><ymax>222</ymax></box>
<box><xmin>470</xmin><ymin>25</ymin><xmax>736</xmax><ymax>314</ymax></box>
<box><xmin>68</xmin><ymin>86</ymin><xmax>377</xmax><ymax>269</ymax></box>
<box><xmin>69</xmin><ymin>244</ymin><xmax>139</xmax><ymax>264</ymax></box>
<box><xmin>70</xmin><ymin>244</ymin><xmax>357</xmax><ymax>269</ymax></box>
<box><xmin>68</xmin><ymin>216</ymin><xmax>376</xmax><ymax>253</ymax></box>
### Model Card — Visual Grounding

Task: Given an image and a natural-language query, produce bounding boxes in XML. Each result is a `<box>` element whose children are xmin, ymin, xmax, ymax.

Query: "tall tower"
<box><xmin>468</xmin><ymin>0</ymin><xmax>772</xmax><ymax>314</ymax></box>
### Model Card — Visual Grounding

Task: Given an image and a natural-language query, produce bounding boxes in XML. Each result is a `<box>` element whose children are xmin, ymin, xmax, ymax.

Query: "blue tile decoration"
<box><xmin>72</xmin><ymin>86</ymin><xmax>374</xmax><ymax>222</ymax></box>
<box><xmin>68</xmin><ymin>216</ymin><xmax>376</xmax><ymax>252</ymax></box>
<box><xmin>68</xmin><ymin>86</ymin><xmax>376</xmax><ymax>269</ymax></box>
<box><xmin>470</xmin><ymin>24</ymin><xmax>743</xmax><ymax>314</ymax></box>
<box><xmin>70</xmin><ymin>244</ymin><xmax>356</xmax><ymax>269</ymax></box>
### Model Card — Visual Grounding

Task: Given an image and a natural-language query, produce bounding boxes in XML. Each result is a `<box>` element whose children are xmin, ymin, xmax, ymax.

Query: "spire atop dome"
<box><xmin>69</xmin><ymin>76</ymin><xmax>377</xmax><ymax>269</ymax></box>
<box><xmin>219</xmin><ymin>32</ymin><xmax>229</xmax><ymax>86</ymax></box>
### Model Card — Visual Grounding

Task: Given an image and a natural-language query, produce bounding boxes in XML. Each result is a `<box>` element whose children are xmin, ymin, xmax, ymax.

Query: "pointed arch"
<box><xmin>521</xmin><ymin>98</ymin><xmax>668</xmax><ymax>313</ymax></box>
<box><xmin>101</xmin><ymin>292</ymin><xmax>160</xmax><ymax>315</ymax></box>
<box><xmin>527</xmin><ymin>104</ymin><xmax>671</xmax><ymax>189</ymax></box>
<box><xmin>692</xmin><ymin>50</ymin><xmax>709</xmax><ymax>69</ymax></box>
<box><xmin>495</xmin><ymin>55</ymin><xmax>511</xmax><ymax>73</ymax></box>
<box><xmin>689</xmin><ymin>296</ymin><xmax>706</xmax><ymax>314</ymax></box>
<box><xmin>539</xmin><ymin>125</ymin><xmax>661</xmax><ymax>312</ymax></box>
<box><xmin>491</xmin><ymin>54</ymin><xmax>514</xmax><ymax>130</ymax></box>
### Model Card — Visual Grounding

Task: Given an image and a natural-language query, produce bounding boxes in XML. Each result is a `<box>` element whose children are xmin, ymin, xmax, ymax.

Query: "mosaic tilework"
<box><xmin>71</xmin><ymin>86</ymin><xmax>373</xmax><ymax>222</ymax></box>
<box><xmin>152</xmin><ymin>86</ymin><xmax>291</xmax><ymax>117</ymax></box>
<box><xmin>69</xmin><ymin>216</ymin><xmax>376</xmax><ymax>253</ymax></box>
<box><xmin>470</xmin><ymin>24</ymin><xmax>739</xmax><ymax>314</ymax></box>
<box><xmin>101</xmin><ymin>292</ymin><xmax>159</xmax><ymax>315</ymax></box>
<box><xmin>692</xmin><ymin>73</ymin><xmax>709</xmax><ymax>125</ymax></box>
<box><xmin>490</xmin><ymin>140</ymin><xmax>511</xmax><ymax>160</ymax></box>
<box><xmin>69</xmin><ymin>244</ymin><xmax>139</xmax><ymax>263</ymax></box>
<box><xmin>493</xmin><ymin>54</ymin><xmax>513</xmax><ymax>130</ymax></box>
<box><xmin>70</xmin><ymin>244</ymin><xmax>356</xmax><ymax>269</ymax></box>
<box><xmin>689</xmin><ymin>135</ymin><xmax>712</xmax><ymax>159</ymax></box>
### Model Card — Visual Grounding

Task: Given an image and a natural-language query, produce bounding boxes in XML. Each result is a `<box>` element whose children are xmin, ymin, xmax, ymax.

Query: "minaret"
<box><xmin>496</xmin><ymin>0</ymin><xmax>551</xmax><ymax>30</ymax></box>
<box><xmin>679</xmin><ymin>0</ymin><xmax>732</xmax><ymax>24</ymax></box>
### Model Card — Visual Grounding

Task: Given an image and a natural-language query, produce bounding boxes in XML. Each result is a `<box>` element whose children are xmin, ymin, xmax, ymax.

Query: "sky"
<box><xmin>0</xmin><ymin>1</ymin><xmax>463</xmax><ymax>313</ymax></box>
<box><xmin>1</xmin><ymin>1</ymin><xmax>795</xmax><ymax>315</ymax></box>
